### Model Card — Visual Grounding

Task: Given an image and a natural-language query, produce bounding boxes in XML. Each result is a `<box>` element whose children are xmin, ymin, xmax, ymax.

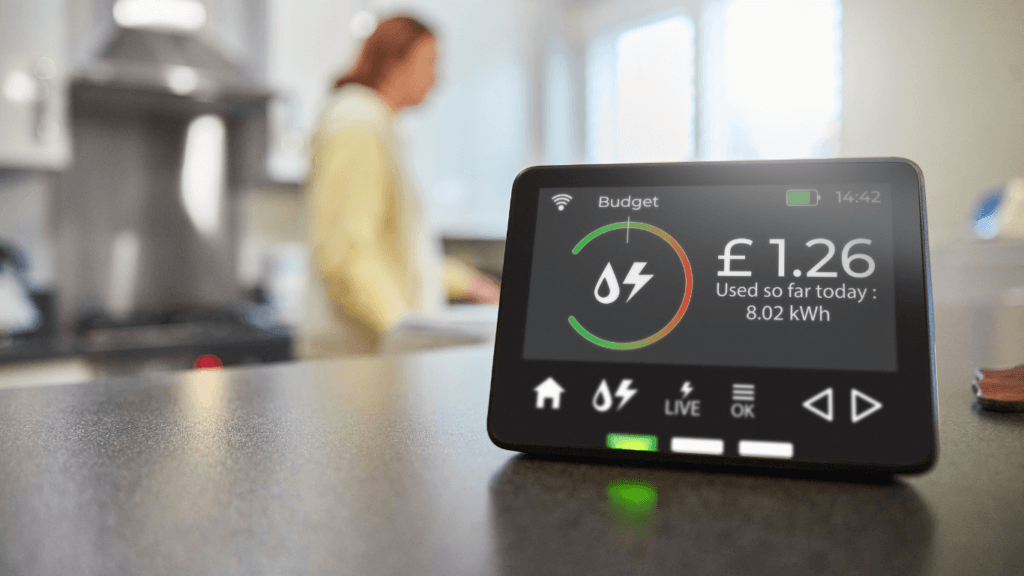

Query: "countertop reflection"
<box><xmin>491</xmin><ymin>456</ymin><xmax>931</xmax><ymax>575</ymax></box>
<box><xmin>0</xmin><ymin>307</ymin><xmax>1020</xmax><ymax>575</ymax></box>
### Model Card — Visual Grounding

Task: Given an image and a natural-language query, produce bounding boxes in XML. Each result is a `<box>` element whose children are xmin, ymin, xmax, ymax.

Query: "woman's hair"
<box><xmin>334</xmin><ymin>16</ymin><xmax>434</xmax><ymax>91</ymax></box>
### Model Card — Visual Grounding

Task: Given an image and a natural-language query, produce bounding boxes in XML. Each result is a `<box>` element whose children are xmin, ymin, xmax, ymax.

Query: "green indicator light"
<box><xmin>786</xmin><ymin>189</ymin><xmax>819</xmax><ymax>206</ymax></box>
<box><xmin>607</xmin><ymin>479</ymin><xmax>658</xmax><ymax>515</ymax></box>
<box><xmin>606</xmin><ymin>433</ymin><xmax>658</xmax><ymax>452</ymax></box>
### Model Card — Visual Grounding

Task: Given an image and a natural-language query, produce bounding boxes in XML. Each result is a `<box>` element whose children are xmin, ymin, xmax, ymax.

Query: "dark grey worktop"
<box><xmin>0</xmin><ymin>309</ymin><xmax>1022</xmax><ymax>575</ymax></box>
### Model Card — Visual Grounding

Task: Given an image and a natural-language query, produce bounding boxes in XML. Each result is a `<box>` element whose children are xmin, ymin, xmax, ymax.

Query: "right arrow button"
<box><xmin>851</xmin><ymin>389</ymin><xmax>883</xmax><ymax>423</ymax></box>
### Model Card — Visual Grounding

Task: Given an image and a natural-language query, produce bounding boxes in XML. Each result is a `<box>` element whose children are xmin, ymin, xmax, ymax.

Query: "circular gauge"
<box><xmin>568</xmin><ymin>221</ymin><xmax>693</xmax><ymax>350</ymax></box>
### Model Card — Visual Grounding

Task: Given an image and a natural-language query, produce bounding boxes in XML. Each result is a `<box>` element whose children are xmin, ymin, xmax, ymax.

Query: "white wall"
<box><xmin>571</xmin><ymin>0</ymin><xmax>1024</xmax><ymax>246</ymax></box>
<box><xmin>841</xmin><ymin>0</ymin><xmax>1024</xmax><ymax>246</ymax></box>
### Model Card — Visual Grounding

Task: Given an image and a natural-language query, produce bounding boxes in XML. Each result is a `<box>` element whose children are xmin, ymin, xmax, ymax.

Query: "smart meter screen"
<box><xmin>522</xmin><ymin>185</ymin><xmax>896</xmax><ymax>372</ymax></box>
<box><xmin>488</xmin><ymin>160</ymin><xmax>936</xmax><ymax>474</ymax></box>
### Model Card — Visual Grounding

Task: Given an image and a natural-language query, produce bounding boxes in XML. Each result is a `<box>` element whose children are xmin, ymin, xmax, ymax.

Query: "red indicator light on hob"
<box><xmin>193</xmin><ymin>354</ymin><xmax>224</xmax><ymax>370</ymax></box>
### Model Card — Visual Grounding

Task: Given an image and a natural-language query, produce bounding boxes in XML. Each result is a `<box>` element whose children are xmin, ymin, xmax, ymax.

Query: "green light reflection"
<box><xmin>608</xmin><ymin>479</ymin><xmax>658</xmax><ymax>516</ymax></box>
<box><xmin>607</xmin><ymin>478</ymin><xmax>659</xmax><ymax>551</ymax></box>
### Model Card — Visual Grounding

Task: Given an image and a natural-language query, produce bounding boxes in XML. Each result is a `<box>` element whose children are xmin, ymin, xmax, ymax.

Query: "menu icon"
<box><xmin>732</xmin><ymin>383</ymin><xmax>755</xmax><ymax>402</ymax></box>
<box><xmin>731</xmin><ymin>383</ymin><xmax>755</xmax><ymax>419</ymax></box>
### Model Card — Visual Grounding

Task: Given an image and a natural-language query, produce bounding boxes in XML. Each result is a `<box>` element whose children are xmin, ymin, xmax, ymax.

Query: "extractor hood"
<box><xmin>74</xmin><ymin>26</ymin><xmax>269</xmax><ymax>102</ymax></box>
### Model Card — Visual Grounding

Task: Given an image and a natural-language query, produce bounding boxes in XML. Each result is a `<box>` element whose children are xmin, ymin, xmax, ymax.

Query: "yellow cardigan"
<box><xmin>300</xmin><ymin>85</ymin><xmax>473</xmax><ymax>357</ymax></box>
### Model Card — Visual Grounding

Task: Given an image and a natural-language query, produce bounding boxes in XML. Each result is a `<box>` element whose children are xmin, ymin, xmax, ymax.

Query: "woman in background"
<box><xmin>301</xmin><ymin>16</ymin><xmax>499</xmax><ymax>357</ymax></box>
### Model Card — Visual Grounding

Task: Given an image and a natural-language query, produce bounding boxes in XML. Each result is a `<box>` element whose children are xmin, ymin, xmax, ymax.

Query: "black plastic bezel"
<box><xmin>487</xmin><ymin>158</ymin><xmax>937</xmax><ymax>475</ymax></box>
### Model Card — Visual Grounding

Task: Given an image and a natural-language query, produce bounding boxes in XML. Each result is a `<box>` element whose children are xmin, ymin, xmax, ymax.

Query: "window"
<box><xmin>587</xmin><ymin>0</ymin><xmax>842</xmax><ymax>163</ymax></box>
<box><xmin>587</xmin><ymin>15</ymin><xmax>696</xmax><ymax>163</ymax></box>
<box><xmin>716</xmin><ymin>0</ymin><xmax>842</xmax><ymax>159</ymax></box>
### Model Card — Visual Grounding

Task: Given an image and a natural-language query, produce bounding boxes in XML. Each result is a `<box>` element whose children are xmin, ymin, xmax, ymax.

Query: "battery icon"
<box><xmin>607</xmin><ymin>433</ymin><xmax>658</xmax><ymax>452</ymax></box>
<box><xmin>787</xmin><ymin>189</ymin><xmax>820</xmax><ymax>206</ymax></box>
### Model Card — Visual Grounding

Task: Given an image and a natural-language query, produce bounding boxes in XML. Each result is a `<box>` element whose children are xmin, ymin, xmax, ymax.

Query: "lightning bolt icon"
<box><xmin>623</xmin><ymin>262</ymin><xmax>653</xmax><ymax>302</ymax></box>
<box><xmin>614</xmin><ymin>379</ymin><xmax>637</xmax><ymax>411</ymax></box>
<box><xmin>681</xmin><ymin>381</ymin><xmax>693</xmax><ymax>399</ymax></box>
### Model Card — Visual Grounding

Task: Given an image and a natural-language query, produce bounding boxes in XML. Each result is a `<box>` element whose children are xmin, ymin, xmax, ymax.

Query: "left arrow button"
<box><xmin>802</xmin><ymin>388</ymin><xmax>834</xmax><ymax>422</ymax></box>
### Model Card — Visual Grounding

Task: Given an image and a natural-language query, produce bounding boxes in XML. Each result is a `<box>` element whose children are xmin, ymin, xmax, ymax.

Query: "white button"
<box><xmin>670</xmin><ymin>437</ymin><xmax>724</xmax><ymax>455</ymax></box>
<box><xmin>738</xmin><ymin>440</ymin><xmax>794</xmax><ymax>459</ymax></box>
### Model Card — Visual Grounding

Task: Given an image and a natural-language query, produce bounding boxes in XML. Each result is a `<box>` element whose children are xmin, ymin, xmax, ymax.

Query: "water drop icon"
<box><xmin>594</xmin><ymin>263</ymin><xmax>620</xmax><ymax>304</ymax></box>
<box><xmin>593</xmin><ymin>380</ymin><xmax>613</xmax><ymax>412</ymax></box>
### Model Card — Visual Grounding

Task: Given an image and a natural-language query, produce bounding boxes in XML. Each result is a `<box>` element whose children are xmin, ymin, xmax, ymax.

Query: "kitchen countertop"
<box><xmin>0</xmin><ymin>307</ymin><xmax>1021</xmax><ymax>575</ymax></box>
<box><xmin>0</xmin><ymin>335</ymin><xmax>75</xmax><ymax>364</ymax></box>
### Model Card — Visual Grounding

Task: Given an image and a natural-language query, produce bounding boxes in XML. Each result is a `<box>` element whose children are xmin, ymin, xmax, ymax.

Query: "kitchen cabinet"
<box><xmin>0</xmin><ymin>0</ymin><xmax>71</xmax><ymax>170</ymax></box>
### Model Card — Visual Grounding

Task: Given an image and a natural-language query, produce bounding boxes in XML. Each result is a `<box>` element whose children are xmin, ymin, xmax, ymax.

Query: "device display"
<box><xmin>488</xmin><ymin>159</ymin><xmax>937</xmax><ymax>474</ymax></box>
<box><xmin>523</xmin><ymin>183</ymin><xmax>896</xmax><ymax>372</ymax></box>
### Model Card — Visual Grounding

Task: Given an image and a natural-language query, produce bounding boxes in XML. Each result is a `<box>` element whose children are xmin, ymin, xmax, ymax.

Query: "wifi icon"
<box><xmin>551</xmin><ymin>193</ymin><xmax>573</xmax><ymax>211</ymax></box>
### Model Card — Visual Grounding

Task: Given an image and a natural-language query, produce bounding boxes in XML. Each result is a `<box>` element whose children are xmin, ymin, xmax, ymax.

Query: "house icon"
<box><xmin>534</xmin><ymin>377</ymin><xmax>565</xmax><ymax>410</ymax></box>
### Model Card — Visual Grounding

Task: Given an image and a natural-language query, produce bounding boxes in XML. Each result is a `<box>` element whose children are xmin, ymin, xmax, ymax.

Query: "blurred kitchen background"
<box><xmin>1</xmin><ymin>0</ymin><xmax>1023</xmax><ymax>386</ymax></box>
